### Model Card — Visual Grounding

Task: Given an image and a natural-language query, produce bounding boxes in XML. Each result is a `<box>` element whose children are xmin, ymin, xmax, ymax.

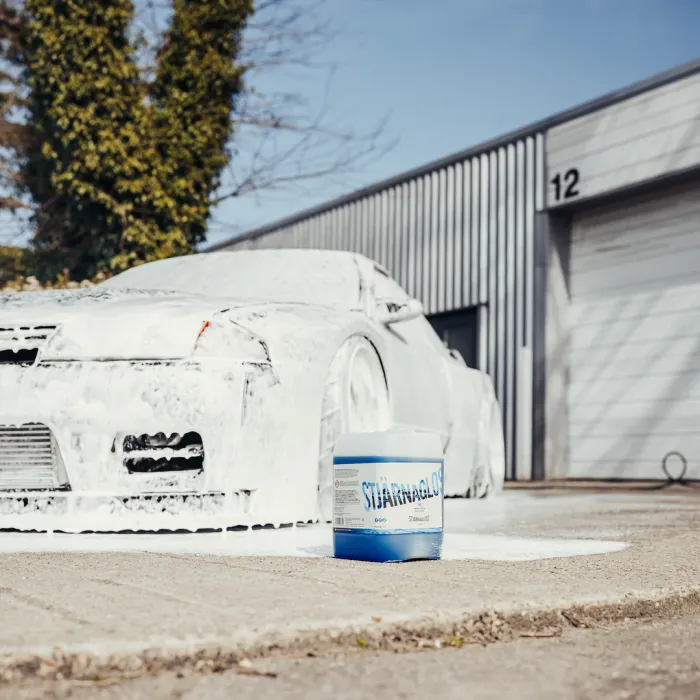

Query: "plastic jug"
<box><xmin>332</xmin><ymin>430</ymin><xmax>444</xmax><ymax>562</ymax></box>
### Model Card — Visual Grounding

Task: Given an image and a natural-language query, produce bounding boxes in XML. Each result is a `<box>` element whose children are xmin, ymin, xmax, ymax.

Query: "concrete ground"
<box><xmin>0</xmin><ymin>486</ymin><xmax>699</xmax><ymax>693</ymax></box>
<box><xmin>6</xmin><ymin>613</ymin><xmax>699</xmax><ymax>700</ymax></box>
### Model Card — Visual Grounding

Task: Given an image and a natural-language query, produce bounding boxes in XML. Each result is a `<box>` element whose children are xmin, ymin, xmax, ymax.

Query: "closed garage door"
<box><xmin>568</xmin><ymin>182</ymin><xmax>700</xmax><ymax>480</ymax></box>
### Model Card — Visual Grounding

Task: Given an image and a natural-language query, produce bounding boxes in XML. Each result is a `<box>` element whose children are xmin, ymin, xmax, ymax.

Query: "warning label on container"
<box><xmin>333</xmin><ymin>462</ymin><xmax>443</xmax><ymax>532</ymax></box>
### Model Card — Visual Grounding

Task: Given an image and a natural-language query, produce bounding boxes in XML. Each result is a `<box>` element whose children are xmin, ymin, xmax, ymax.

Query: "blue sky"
<box><xmin>1</xmin><ymin>0</ymin><xmax>698</xmax><ymax>249</ymax></box>
<box><xmin>208</xmin><ymin>0</ymin><xmax>700</xmax><ymax>247</ymax></box>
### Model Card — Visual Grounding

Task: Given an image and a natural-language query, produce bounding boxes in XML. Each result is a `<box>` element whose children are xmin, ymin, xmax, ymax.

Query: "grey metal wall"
<box><xmin>212</xmin><ymin>56</ymin><xmax>700</xmax><ymax>482</ymax></box>
<box><xmin>219</xmin><ymin>135</ymin><xmax>546</xmax><ymax>480</ymax></box>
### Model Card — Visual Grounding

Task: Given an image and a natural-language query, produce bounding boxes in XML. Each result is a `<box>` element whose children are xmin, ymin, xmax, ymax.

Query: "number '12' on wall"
<box><xmin>551</xmin><ymin>168</ymin><xmax>580</xmax><ymax>202</ymax></box>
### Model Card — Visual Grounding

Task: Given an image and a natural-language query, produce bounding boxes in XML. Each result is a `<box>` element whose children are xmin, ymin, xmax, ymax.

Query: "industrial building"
<box><xmin>209</xmin><ymin>58</ymin><xmax>700</xmax><ymax>483</ymax></box>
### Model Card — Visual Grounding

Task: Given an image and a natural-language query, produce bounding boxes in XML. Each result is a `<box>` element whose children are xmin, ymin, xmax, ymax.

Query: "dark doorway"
<box><xmin>428</xmin><ymin>307</ymin><xmax>480</xmax><ymax>369</ymax></box>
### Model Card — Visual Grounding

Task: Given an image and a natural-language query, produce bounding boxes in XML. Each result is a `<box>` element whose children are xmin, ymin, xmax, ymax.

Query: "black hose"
<box><xmin>661</xmin><ymin>451</ymin><xmax>688</xmax><ymax>484</ymax></box>
<box><xmin>659</xmin><ymin>450</ymin><xmax>698</xmax><ymax>489</ymax></box>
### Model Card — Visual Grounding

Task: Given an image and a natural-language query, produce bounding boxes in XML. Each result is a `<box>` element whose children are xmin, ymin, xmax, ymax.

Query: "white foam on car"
<box><xmin>0</xmin><ymin>250</ymin><xmax>512</xmax><ymax>531</ymax></box>
<box><xmin>0</xmin><ymin>251</ymin><xmax>383</xmax><ymax>531</ymax></box>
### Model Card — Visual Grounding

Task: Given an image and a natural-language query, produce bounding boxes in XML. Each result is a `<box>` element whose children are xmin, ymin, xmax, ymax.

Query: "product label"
<box><xmin>333</xmin><ymin>460</ymin><xmax>443</xmax><ymax>534</ymax></box>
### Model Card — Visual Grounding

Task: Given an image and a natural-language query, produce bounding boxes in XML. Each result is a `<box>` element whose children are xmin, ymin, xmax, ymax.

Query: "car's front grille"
<box><xmin>0</xmin><ymin>325</ymin><xmax>57</xmax><ymax>366</ymax></box>
<box><xmin>0</xmin><ymin>423</ymin><xmax>68</xmax><ymax>490</ymax></box>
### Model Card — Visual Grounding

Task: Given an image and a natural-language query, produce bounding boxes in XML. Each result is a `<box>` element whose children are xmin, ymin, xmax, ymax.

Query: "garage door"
<box><xmin>568</xmin><ymin>182</ymin><xmax>700</xmax><ymax>480</ymax></box>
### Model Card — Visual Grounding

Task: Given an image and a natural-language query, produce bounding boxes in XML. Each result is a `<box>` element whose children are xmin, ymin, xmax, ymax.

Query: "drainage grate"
<box><xmin>0</xmin><ymin>423</ymin><xmax>68</xmax><ymax>490</ymax></box>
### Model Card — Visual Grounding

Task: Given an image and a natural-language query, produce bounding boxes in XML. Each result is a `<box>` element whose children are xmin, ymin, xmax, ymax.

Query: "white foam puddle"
<box><xmin>440</xmin><ymin>534</ymin><xmax>628</xmax><ymax>561</ymax></box>
<box><xmin>0</xmin><ymin>526</ymin><xmax>628</xmax><ymax>561</ymax></box>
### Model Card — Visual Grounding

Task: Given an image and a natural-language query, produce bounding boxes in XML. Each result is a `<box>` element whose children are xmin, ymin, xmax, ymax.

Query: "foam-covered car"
<box><xmin>0</xmin><ymin>250</ymin><xmax>505</xmax><ymax>532</ymax></box>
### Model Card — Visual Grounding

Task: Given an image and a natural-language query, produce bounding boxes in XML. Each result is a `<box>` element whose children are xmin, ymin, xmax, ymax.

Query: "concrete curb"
<box><xmin>2</xmin><ymin>586</ymin><xmax>699</xmax><ymax>685</ymax></box>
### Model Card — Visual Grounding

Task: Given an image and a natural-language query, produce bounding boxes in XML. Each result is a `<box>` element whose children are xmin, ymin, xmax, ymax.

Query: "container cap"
<box><xmin>333</xmin><ymin>429</ymin><xmax>444</xmax><ymax>462</ymax></box>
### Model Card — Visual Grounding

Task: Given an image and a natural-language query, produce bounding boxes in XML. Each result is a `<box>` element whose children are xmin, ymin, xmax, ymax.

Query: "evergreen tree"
<box><xmin>149</xmin><ymin>0</ymin><xmax>251</xmax><ymax>254</ymax></box>
<box><xmin>17</xmin><ymin>0</ymin><xmax>252</xmax><ymax>279</ymax></box>
<box><xmin>0</xmin><ymin>0</ymin><xmax>385</xmax><ymax>281</ymax></box>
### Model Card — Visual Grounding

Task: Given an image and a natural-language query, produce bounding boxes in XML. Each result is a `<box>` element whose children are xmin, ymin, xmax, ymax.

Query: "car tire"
<box><xmin>317</xmin><ymin>336</ymin><xmax>390</xmax><ymax>523</ymax></box>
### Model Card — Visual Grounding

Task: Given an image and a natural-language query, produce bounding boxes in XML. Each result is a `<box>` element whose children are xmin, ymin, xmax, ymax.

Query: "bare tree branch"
<box><xmin>213</xmin><ymin>54</ymin><xmax>396</xmax><ymax>207</ymax></box>
<box><xmin>242</xmin><ymin>0</ymin><xmax>334</xmax><ymax>72</ymax></box>
<box><xmin>214</xmin><ymin>116</ymin><xmax>394</xmax><ymax>204</ymax></box>
<box><xmin>0</xmin><ymin>0</ymin><xmax>395</xmax><ymax>250</ymax></box>
<box><xmin>126</xmin><ymin>0</ymin><xmax>395</xmax><ymax>224</ymax></box>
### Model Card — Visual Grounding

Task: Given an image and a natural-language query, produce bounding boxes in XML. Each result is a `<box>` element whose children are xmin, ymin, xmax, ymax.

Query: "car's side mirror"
<box><xmin>375</xmin><ymin>298</ymin><xmax>424</xmax><ymax>325</ymax></box>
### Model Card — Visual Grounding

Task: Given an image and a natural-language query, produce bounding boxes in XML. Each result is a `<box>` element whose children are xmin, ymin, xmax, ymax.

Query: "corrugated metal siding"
<box><xmin>220</xmin><ymin>135</ymin><xmax>545</xmax><ymax>480</ymax></box>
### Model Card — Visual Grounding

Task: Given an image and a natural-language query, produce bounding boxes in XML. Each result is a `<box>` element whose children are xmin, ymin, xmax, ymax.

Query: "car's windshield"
<box><xmin>102</xmin><ymin>250</ymin><xmax>363</xmax><ymax>309</ymax></box>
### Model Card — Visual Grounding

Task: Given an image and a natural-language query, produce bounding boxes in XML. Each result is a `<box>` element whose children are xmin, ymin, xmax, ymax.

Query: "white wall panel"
<box><xmin>547</xmin><ymin>73</ymin><xmax>700</xmax><ymax>208</ymax></box>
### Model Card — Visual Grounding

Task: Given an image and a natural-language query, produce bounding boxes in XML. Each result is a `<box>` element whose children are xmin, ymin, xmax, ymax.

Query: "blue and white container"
<box><xmin>332</xmin><ymin>430</ymin><xmax>444</xmax><ymax>563</ymax></box>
